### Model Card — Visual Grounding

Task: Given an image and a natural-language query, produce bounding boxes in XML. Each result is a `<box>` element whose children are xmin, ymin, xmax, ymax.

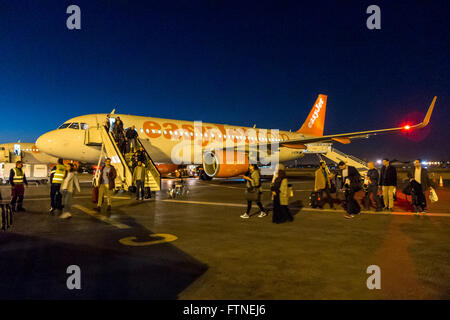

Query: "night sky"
<box><xmin>0</xmin><ymin>0</ymin><xmax>449</xmax><ymax>161</ymax></box>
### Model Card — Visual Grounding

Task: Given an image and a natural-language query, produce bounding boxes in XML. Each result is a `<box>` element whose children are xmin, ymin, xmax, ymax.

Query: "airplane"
<box><xmin>36</xmin><ymin>94</ymin><xmax>436</xmax><ymax>179</ymax></box>
<box><xmin>0</xmin><ymin>142</ymin><xmax>58</xmax><ymax>164</ymax></box>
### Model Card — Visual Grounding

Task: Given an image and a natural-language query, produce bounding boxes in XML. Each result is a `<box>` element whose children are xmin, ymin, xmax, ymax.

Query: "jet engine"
<box><xmin>202</xmin><ymin>150</ymin><xmax>249</xmax><ymax>178</ymax></box>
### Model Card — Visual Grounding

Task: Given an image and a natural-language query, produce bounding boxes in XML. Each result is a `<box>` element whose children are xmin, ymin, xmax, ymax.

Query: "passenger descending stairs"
<box><xmin>98</xmin><ymin>126</ymin><xmax>161</xmax><ymax>191</ymax></box>
<box><xmin>304</xmin><ymin>143</ymin><xmax>369</xmax><ymax>173</ymax></box>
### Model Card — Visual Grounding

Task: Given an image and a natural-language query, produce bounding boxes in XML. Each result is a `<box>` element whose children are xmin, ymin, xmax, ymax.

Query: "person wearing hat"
<box><xmin>9</xmin><ymin>160</ymin><xmax>28</xmax><ymax>212</ymax></box>
<box><xmin>314</xmin><ymin>160</ymin><xmax>335</xmax><ymax>209</ymax></box>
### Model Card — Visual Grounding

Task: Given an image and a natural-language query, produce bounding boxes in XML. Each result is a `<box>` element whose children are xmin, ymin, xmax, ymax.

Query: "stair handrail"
<box><xmin>136</xmin><ymin>138</ymin><xmax>161</xmax><ymax>190</ymax></box>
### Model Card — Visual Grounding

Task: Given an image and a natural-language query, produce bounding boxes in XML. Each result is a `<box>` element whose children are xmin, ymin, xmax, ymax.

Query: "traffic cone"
<box><xmin>439</xmin><ymin>176</ymin><xmax>444</xmax><ymax>187</ymax></box>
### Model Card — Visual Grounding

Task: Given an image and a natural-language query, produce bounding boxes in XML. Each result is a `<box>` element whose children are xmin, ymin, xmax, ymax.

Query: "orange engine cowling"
<box><xmin>203</xmin><ymin>151</ymin><xmax>249</xmax><ymax>178</ymax></box>
<box><xmin>156</xmin><ymin>163</ymin><xmax>179</xmax><ymax>175</ymax></box>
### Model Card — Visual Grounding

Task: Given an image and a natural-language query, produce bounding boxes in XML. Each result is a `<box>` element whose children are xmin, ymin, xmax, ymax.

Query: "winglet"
<box><xmin>414</xmin><ymin>96</ymin><xmax>436</xmax><ymax>129</ymax></box>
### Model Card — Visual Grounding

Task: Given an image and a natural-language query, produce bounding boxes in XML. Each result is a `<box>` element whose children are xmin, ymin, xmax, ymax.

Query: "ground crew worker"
<box><xmin>49</xmin><ymin>158</ymin><xmax>67</xmax><ymax>214</ymax></box>
<box><xmin>9</xmin><ymin>160</ymin><xmax>28</xmax><ymax>212</ymax></box>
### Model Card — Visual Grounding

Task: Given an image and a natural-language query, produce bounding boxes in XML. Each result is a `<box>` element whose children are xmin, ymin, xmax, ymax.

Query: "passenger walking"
<box><xmin>337</xmin><ymin>161</ymin><xmax>361</xmax><ymax>219</ymax></box>
<box><xmin>144</xmin><ymin>168</ymin><xmax>152</xmax><ymax>199</ymax></box>
<box><xmin>380</xmin><ymin>158</ymin><xmax>397</xmax><ymax>212</ymax></box>
<box><xmin>314</xmin><ymin>160</ymin><xmax>335</xmax><ymax>209</ymax></box>
<box><xmin>271</xmin><ymin>164</ymin><xmax>293</xmax><ymax>224</ymax></box>
<box><xmin>49</xmin><ymin>158</ymin><xmax>67</xmax><ymax>214</ymax></box>
<box><xmin>95</xmin><ymin>158</ymin><xmax>117</xmax><ymax>212</ymax></box>
<box><xmin>136</xmin><ymin>146</ymin><xmax>146</xmax><ymax>164</ymax></box>
<box><xmin>126</xmin><ymin>125</ymin><xmax>138</xmax><ymax>153</ymax></box>
<box><xmin>407</xmin><ymin>159</ymin><xmax>433</xmax><ymax>213</ymax></box>
<box><xmin>105</xmin><ymin>117</ymin><xmax>111</xmax><ymax>132</ymax></box>
<box><xmin>60</xmin><ymin>163</ymin><xmax>81</xmax><ymax>219</ymax></box>
<box><xmin>113</xmin><ymin>118</ymin><xmax>126</xmax><ymax>154</ymax></box>
<box><xmin>132</xmin><ymin>161</ymin><xmax>146</xmax><ymax>200</ymax></box>
<box><xmin>9</xmin><ymin>160</ymin><xmax>28</xmax><ymax>212</ymax></box>
<box><xmin>240</xmin><ymin>164</ymin><xmax>267</xmax><ymax>219</ymax></box>
<box><xmin>363</xmin><ymin>161</ymin><xmax>383</xmax><ymax>211</ymax></box>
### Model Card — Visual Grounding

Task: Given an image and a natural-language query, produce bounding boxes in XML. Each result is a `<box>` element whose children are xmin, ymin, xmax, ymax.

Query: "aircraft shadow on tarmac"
<box><xmin>0</xmin><ymin>205</ymin><xmax>208</xmax><ymax>300</ymax></box>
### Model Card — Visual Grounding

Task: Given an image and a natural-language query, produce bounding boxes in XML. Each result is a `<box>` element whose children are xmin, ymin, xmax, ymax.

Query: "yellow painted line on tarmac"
<box><xmin>72</xmin><ymin>204</ymin><xmax>131</xmax><ymax>229</ymax></box>
<box><xmin>119</xmin><ymin>233</ymin><xmax>178</xmax><ymax>246</ymax></box>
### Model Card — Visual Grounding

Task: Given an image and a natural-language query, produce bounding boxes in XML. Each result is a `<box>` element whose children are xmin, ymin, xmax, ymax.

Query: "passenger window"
<box><xmin>58</xmin><ymin>123</ymin><xmax>71</xmax><ymax>129</ymax></box>
<box><xmin>80</xmin><ymin>123</ymin><xmax>89</xmax><ymax>130</ymax></box>
<box><xmin>69</xmin><ymin>123</ymin><xmax>80</xmax><ymax>129</ymax></box>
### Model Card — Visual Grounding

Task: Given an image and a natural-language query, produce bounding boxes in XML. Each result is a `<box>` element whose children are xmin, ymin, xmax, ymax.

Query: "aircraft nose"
<box><xmin>36</xmin><ymin>131</ymin><xmax>58</xmax><ymax>156</ymax></box>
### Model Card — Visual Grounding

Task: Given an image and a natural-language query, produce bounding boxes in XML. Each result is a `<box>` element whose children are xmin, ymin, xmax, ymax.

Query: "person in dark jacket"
<box><xmin>407</xmin><ymin>159</ymin><xmax>433</xmax><ymax>213</ymax></box>
<box><xmin>9</xmin><ymin>161</ymin><xmax>28</xmax><ymax>212</ymax></box>
<box><xmin>136</xmin><ymin>146</ymin><xmax>147</xmax><ymax>164</ymax></box>
<box><xmin>379</xmin><ymin>158</ymin><xmax>397</xmax><ymax>211</ymax></box>
<box><xmin>125</xmin><ymin>125</ymin><xmax>138</xmax><ymax>153</ymax></box>
<box><xmin>338</xmin><ymin>161</ymin><xmax>361</xmax><ymax>218</ymax></box>
<box><xmin>95</xmin><ymin>158</ymin><xmax>117</xmax><ymax>212</ymax></box>
<box><xmin>112</xmin><ymin>118</ymin><xmax>126</xmax><ymax>154</ymax></box>
<box><xmin>271</xmin><ymin>164</ymin><xmax>293</xmax><ymax>224</ymax></box>
<box><xmin>363</xmin><ymin>161</ymin><xmax>382</xmax><ymax>211</ymax></box>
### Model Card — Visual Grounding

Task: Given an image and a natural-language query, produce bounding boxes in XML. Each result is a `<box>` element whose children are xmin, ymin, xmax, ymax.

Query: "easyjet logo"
<box><xmin>308</xmin><ymin>98</ymin><xmax>324</xmax><ymax>128</ymax></box>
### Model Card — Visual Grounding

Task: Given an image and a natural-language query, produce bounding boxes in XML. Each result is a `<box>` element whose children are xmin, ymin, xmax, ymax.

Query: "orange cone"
<box><xmin>439</xmin><ymin>176</ymin><xmax>444</xmax><ymax>187</ymax></box>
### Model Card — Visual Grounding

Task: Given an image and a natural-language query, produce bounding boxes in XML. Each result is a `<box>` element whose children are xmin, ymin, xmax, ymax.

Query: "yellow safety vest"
<box><xmin>52</xmin><ymin>164</ymin><xmax>66</xmax><ymax>184</ymax></box>
<box><xmin>13</xmin><ymin>167</ymin><xmax>25</xmax><ymax>184</ymax></box>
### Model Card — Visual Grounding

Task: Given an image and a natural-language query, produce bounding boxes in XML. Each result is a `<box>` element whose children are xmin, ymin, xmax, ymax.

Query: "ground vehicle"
<box><xmin>0</xmin><ymin>163</ymin><xmax>49</xmax><ymax>185</ymax></box>
<box><xmin>167</xmin><ymin>179</ymin><xmax>188</xmax><ymax>199</ymax></box>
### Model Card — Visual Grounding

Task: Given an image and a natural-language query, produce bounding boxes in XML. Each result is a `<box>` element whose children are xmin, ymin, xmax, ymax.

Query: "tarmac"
<box><xmin>0</xmin><ymin>174</ymin><xmax>449</xmax><ymax>299</ymax></box>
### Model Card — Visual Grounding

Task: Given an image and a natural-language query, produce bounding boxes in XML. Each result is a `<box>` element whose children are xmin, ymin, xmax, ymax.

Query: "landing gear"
<box><xmin>199</xmin><ymin>170</ymin><xmax>212</xmax><ymax>181</ymax></box>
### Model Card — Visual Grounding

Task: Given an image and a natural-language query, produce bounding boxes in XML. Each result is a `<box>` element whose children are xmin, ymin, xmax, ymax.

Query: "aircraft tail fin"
<box><xmin>297</xmin><ymin>94</ymin><xmax>327</xmax><ymax>136</ymax></box>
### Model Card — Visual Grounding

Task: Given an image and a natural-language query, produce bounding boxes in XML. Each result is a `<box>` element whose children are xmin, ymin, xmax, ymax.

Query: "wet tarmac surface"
<box><xmin>1</xmin><ymin>176</ymin><xmax>449</xmax><ymax>299</ymax></box>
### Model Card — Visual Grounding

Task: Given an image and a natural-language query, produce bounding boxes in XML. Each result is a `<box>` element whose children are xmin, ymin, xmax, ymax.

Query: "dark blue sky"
<box><xmin>0</xmin><ymin>0</ymin><xmax>449</xmax><ymax>160</ymax></box>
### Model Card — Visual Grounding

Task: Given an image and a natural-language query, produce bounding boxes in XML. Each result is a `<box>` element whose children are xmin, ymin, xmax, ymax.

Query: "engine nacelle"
<box><xmin>156</xmin><ymin>163</ymin><xmax>179</xmax><ymax>176</ymax></box>
<box><xmin>203</xmin><ymin>151</ymin><xmax>249</xmax><ymax>178</ymax></box>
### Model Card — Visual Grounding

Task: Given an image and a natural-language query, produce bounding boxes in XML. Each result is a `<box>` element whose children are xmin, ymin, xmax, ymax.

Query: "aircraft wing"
<box><xmin>214</xmin><ymin>96</ymin><xmax>436</xmax><ymax>152</ymax></box>
<box><xmin>280</xmin><ymin>96</ymin><xmax>436</xmax><ymax>146</ymax></box>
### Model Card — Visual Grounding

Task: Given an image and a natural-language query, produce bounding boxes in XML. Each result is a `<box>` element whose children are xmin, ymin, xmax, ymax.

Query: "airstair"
<box><xmin>92</xmin><ymin>126</ymin><xmax>161</xmax><ymax>191</ymax></box>
<box><xmin>304</xmin><ymin>143</ymin><xmax>369</xmax><ymax>173</ymax></box>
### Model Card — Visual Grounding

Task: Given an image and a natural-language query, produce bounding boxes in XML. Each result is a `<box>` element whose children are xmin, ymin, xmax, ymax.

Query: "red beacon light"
<box><xmin>403</xmin><ymin>125</ymin><xmax>411</xmax><ymax>130</ymax></box>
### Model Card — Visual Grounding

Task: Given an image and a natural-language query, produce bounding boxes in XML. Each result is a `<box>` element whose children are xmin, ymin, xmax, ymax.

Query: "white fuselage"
<box><xmin>36</xmin><ymin>114</ymin><xmax>307</xmax><ymax>165</ymax></box>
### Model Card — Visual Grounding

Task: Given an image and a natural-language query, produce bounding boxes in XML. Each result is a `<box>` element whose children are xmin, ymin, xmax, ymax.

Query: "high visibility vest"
<box><xmin>52</xmin><ymin>164</ymin><xmax>66</xmax><ymax>184</ymax></box>
<box><xmin>13</xmin><ymin>167</ymin><xmax>25</xmax><ymax>184</ymax></box>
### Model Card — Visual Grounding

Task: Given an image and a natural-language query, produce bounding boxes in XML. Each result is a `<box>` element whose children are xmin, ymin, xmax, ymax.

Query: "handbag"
<box><xmin>429</xmin><ymin>188</ymin><xmax>438</xmax><ymax>203</ymax></box>
<box><xmin>288</xmin><ymin>184</ymin><xmax>294</xmax><ymax>198</ymax></box>
<box><xmin>245</xmin><ymin>187</ymin><xmax>259</xmax><ymax>201</ymax></box>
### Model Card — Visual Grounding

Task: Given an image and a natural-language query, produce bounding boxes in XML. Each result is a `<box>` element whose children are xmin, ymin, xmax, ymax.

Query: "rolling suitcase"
<box><xmin>92</xmin><ymin>186</ymin><xmax>99</xmax><ymax>203</ymax></box>
<box><xmin>309</xmin><ymin>191</ymin><xmax>320</xmax><ymax>208</ymax></box>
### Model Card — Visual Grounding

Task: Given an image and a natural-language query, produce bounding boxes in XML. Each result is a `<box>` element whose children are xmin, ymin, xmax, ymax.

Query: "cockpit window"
<box><xmin>69</xmin><ymin>122</ymin><xmax>80</xmax><ymax>129</ymax></box>
<box><xmin>58</xmin><ymin>123</ymin><xmax>71</xmax><ymax>129</ymax></box>
<box><xmin>80</xmin><ymin>123</ymin><xmax>88</xmax><ymax>130</ymax></box>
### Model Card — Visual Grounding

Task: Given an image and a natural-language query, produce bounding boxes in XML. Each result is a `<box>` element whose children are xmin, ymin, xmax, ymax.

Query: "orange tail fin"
<box><xmin>297</xmin><ymin>94</ymin><xmax>327</xmax><ymax>136</ymax></box>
